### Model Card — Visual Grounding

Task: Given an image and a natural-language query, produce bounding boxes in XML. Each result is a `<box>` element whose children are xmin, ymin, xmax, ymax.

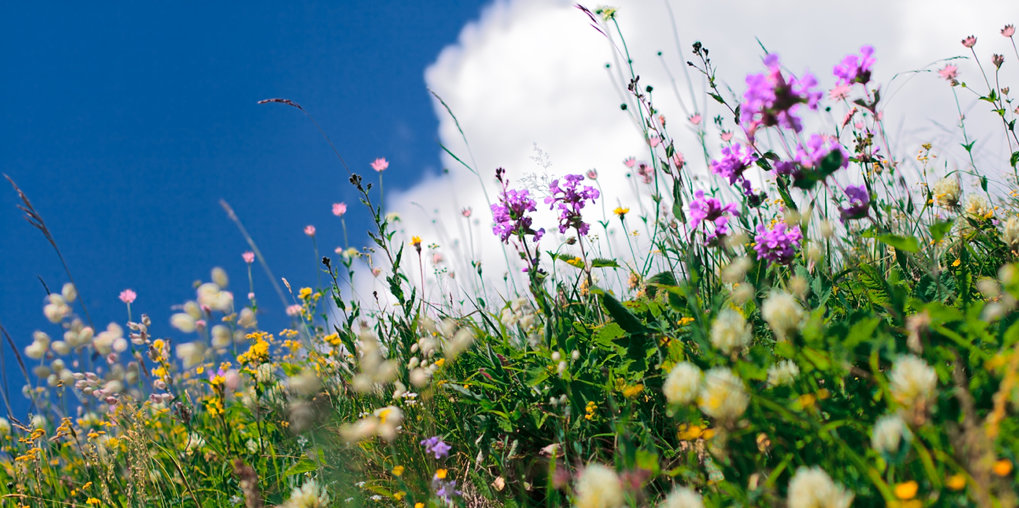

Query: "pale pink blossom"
<box><xmin>286</xmin><ymin>304</ymin><xmax>303</xmax><ymax>316</ymax></box>
<box><xmin>720</xmin><ymin>131</ymin><xmax>734</xmax><ymax>142</ymax></box>
<box><xmin>828</xmin><ymin>83</ymin><xmax>852</xmax><ymax>101</ymax></box>
<box><xmin>461</xmin><ymin>207</ymin><xmax>472</xmax><ymax>218</ymax></box>
<box><xmin>119</xmin><ymin>289</ymin><xmax>137</xmax><ymax>304</ymax></box>
<box><xmin>623</xmin><ymin>157</ymin><xmax>636</xmax><ymax>168</ymax></box>
<box><xmin>938</xmin><ymin>64</ymin><xmax>959</xmax><ymax>81</ymax></box>
<box><xmin>689</xmin><ymin>113</ymin><xmax>702</xmax><ymax>125</ymax></box>
<box><xmin>648</xmin><ymin>136</ymin><xmax>661</xmax><ymax>147</ymax></box>
<box><xmin>332</xmin><ymin>202</ymin><xmax>347</xmax><ymax>217</ymax></box>
<box><xmin>672</xmin><ymin>152</ymin><xmax>685</xmax><ymax>170</ymax></box>
<box><xmin>586</xmin><ymin>169</ymin><xmax>598</xmax><ymax>180</ymax></box>
<box><xmin>242</xmin><ymin>251</ymin><xmax>255</xmax><ymax>264</ymax></box>
<box><xmin>961</xmin><ymin>35</ymin><xmax>977</xmax><ymax>48</ymax></box>
<box><xmin>304</xmin><ymin>225</ymin><xmax>316</xmax><ymax>236</ymax></box>
<box><xmin>371</xmin><ymin>158</ymin><xmax>389</xmax><ymax>172</ymax></box>
<box><xmin>432</xmin><ymin>253</ymin><xmax>445</xmax><ymax>265</ymax></box>
<box><xmin>371</xmin><ymin>268</ymin><xmax>382</xmax><ymax>277</ymax></box>
<box><xmin>1004</xmin><ymin>24</ymin><xmax>1016</xmax><ymax>38</ymax></box>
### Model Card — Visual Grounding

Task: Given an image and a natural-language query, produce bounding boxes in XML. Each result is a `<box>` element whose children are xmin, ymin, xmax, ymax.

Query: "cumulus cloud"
<box><xmin>355</xmin><ymin>0</ymin><xmax>1015</xmax><ymax>310</ymax></box>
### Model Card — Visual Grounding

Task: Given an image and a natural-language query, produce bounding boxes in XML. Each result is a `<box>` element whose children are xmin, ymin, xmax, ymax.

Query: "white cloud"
<box><xmin>356</xmin><ymin>0</ymin><xmax>1016</xmax><ymax>310</ymax></box>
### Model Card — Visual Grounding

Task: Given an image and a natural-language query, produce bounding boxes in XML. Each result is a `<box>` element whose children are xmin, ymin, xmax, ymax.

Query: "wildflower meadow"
<box><xmin>3</xmin><ymin>6</ymin><xmax>1019</xmax><ymax>508</ymax></box>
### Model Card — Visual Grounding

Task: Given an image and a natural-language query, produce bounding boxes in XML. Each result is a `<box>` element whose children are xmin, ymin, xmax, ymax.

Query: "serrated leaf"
<box><xmin>591</xmin><ymin>258</ymin><xmax>620</xmax><ymax>268</ymax></box>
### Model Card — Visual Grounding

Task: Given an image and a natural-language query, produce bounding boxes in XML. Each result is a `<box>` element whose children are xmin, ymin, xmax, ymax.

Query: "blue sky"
<box><xmin>0</xmin><ymin>2</ymin><xmax>488</xmax><ymax>416</ymax></box>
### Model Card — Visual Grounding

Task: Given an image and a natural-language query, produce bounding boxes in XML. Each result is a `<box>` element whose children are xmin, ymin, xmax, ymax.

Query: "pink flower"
<box><xmin>1003</xmin><ymin>24</ymin><xmax>1015</xmax><ymax>38</ymax></box>
<box><xmin>961</xmin><ymin>35</ymin><xmax>977</xmax><ymax>48</ymax></box>
<box><xmin>623</xmin><ymin>157</ymin><xmax>636</xmax><ymax>168</ymax></box>
<box><xmin>304</xmin><ymin>225</ymin><xmax>316</xmax><ymax>236</ymax></box>
<box><xmin>689</xmin><ymin>113</ymin><xmax>702</xmax><ymax>125</ymax></box>
<box><xmin>720</xmin><ymin>131</ymin><xmax>734</xmax><ymax>142</ymax></box>
<box><xmin>672</xmin><ymin>152</ymin><xmax>685</xmax><ymax>170</ymax></box>
<box><xmin>432</xmin><ymin>252</ymin><xmax>444</xmax><ymax>265</ymax></box>
<box><xmin>586</xmin><ymin>169</ymin><xmax>598</xmax><ymax>180</ymax></box>
<box><xmin>461</xmin><ymin>207</ymin><xmax>472</xmax><ymax>218</ymax></box>
<box><xmin>119</xmin><ymin>289</ymin><xmax>137</xmax><ymax>304</ymax></box>
<box><xmin>993</xmin><ymin>54</ymin><xmax>1005</xmax><ymax>69</ymax></box>
<box><xmin>842</xmin><ymin>108</ymin><xmax>858</xmax><ymax>128</ymax></box>
<box><xmin>332</xmin><ymin>202</ymin><xmax>347</xmax><ymax>217</ymax></box>
<box><xmin>371</xmin><ymin>268</ymin><xmax>382</xmax><ymax>277</ymax></box>
<box><xmin>828</xmin><ymin>83</ymin><xmax>852</xmax><ymax>101</ymax></box>
<box><xmin>370</xmin><ymin>158</ymin><xmax>389</xmax><ymax>172</ymax></box>
<box><xmin>657</xmin><ymin>114</ymin><xmax>666</xmax><ymax>126</ymax></box>
<box><xmin>648</xmin><ymin>136</ymin><xmax>661</xmax><ymax>147</ymax></box>
<box><xmin>938</xmin><ymin>64</ymin><xmax>959</xmax><ymax>81</ymax></box>
<box><xmin>242</xmin><ymin>251</ymin><xmax>255</xmax><ymax>264</ymax></box>
<box><xmin>286</xmin><ymin>304</ymin><xmax>303</xmax><ymax>316</ymax></box>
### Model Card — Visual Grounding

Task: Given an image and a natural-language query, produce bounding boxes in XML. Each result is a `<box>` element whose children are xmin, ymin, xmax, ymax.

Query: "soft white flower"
<box><xmin>889</xmin><ymin>355</ymin><xmax>937</xmax><ymax>410</ymax></box>
<box><xmin>871</xmin><ymin>414</ymin><xmax>909</xmax><ymax>454</ymax></box>
<box><xmin>175</xmin><ymin>342</ymin><xmax>206</xmax><ymax>369</ymax></box>
<box><xmin>787</xmin><ymin>466</ymin><xmax>853</xmax><ymax>508</ymax></box>
<box><xmin>964</xmin><ymin>194</ymin><xmax>992</xmax><ymax>220</ymax></box>
<box><xmin>61</xmin><ymin>283</ymin><xmax>77</xmax><ymax>303</ymax></box>
<box><xmin>932</xmin><ymin>177</ymin><xmax>961</xmax><ymax>208</ymax></box>
<box><xmin>444</xmin><ymin>328</ymin><xmax>475</xmax><ymax>360</ymax></box>
<box><xmin>237</xmin><ymin>307</ymin><xmax>257</xmax><ymax>329</ymax></box>
<box><xmin>731</xmin><ymin>283</ymin><xmax>754</xmax><ymax>305</ymax></box>
<box><xmin>574</xmin><ymin>463</ymin><xmax>624</xmax><ymax>508</ymax></box>
<box><xmin>698</xmin><ymin>368</ymin><xmax>749</xmax><ymax>422</ymax></box>
<box><xmin>721</xmin><ymin>257</ymin><xmax>752</xmax><ymax>283</ymax></box>
<box><xmin>767</xmin><ymin>360</ymin><xmax>800</xmax><ymax>387</ymax></box>
<box><xmin>211</xmin><ymin>267</ymin><xmax>229</xmax><ymax>288</ymax></box>
<box><xmin>659</xmin><ymin>486</ymin><xmax>703</xmax><ymax>508</ymax></box>
<box><xmin>0</xmin><ymin>417</ymin><xmax>10</xmax><ymax>436</ymax></box>
<box><xmin>170</xmin><ymin>312</ymin><xmax>197</xmax><ymax>333</ymax></box>
<box><xmin>280</xmin><ymin>479</ymin><xmax>330</xmax><ymax>508</ymax></box>
<box><xmin>288</xmin><ymin>369</ymin><xmax>321</xmax><ymax>397</ymax></box>
<box><xmin>663</xmin><ymin>362</ymin><xmax>702</xmax><ymax>405</ymax></box>
<box><xmin>1003</xmin><ymin>216</ymin><xmax>1019</xmax><ymax>248</ymax></box>
<box><xmin>710</xmin><ymin>309</ymin><xmax>751</xmax><ymax>354</ymax></box>
<box><xmin>211</xmin><ymin>324</ymin><xmax>232</xmax><ymax>349</ymax></box>
<box><xmin>762</xmin><ymin>291</ymin><xmax>804</xmax><ymax>340</ymax></box>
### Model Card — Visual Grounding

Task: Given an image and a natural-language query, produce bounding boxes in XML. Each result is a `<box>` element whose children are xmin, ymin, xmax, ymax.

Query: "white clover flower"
<box><xmin>767</xmin><ymin>360</ymin><xmax>800</xmax><ymax>387</ymax></box>
<box><xmin>25</xmin><ymin>333</ymin><xmax>50</xmax><ymax>360</ymax></box>
<box><xmin>871</xmin><ymin>414</ymin><xmax>908</xmax><ymax>454</ymax></box>
<box><xmin>574</xmin><ymin>463</ymin><xmax>624</xmax><ymax>508</ymax></box>
<box><xmin>1003</xmin><ymin>216</ymin><xmax>1019</xmax><ymax>248</ymax></box>
<box><xmin>698</xmin><ymin>368</ymin><xmax>749</xmax><ymax>422</ymax></box>
<box><xmin>933</xmin><ymin>177</ymin><xmax>961</xmax><ymax>208</ymax></box>
<box><xmin>710</xmin><ymin>309</ymin><xmax>751</xmax><ymax>354</ymax></box>
<box><xmin>889</xmin><ymin>355</ymin><xmax>937</xmax><ymax>410</ymax></box>
<box><xmin>211</xmin><ymin>267</ymin><xmax>229</xmax><ymax>288</ymax></box>
<box><xmin>731</xmin><ymin>283</ymin><xmax>754</xmax><ymax>305</ymax></box>
<box><xmin>659</xmin><ymin>486</ymin><xmax>703</xmax><ymax>508</ymax></box>
<box><xmin>61</xmin><ymin>283</ymin><xmax>77</xmax><ymax>303</ymax></box>
<box><xmin>43</xmin><ymin>294</ymin><xmax>71</xmax><ymax>323</ymax></box>
<box><xmin>964</xmin><ymin>194</ymin><xmax>992</xmax><ymax>220</ymax></box>
<box><xmin>280</xmin><ymin>479</ymin><xmax>330</xmax><ymax>508</ymax></box>
<box><xmin>721</xmin><ymin>257</ymin><xmax>752</xmax><ymax>283</ymax></box>
<box><xmin>663</xmin><ymin>362</ymin><xmax>702</xmax><ymax>405</ymax></box>
<box><xmin>237</xmin><ymin>307</ymin><xmax>257</xmax><ymax>329</ymax></box>
<box><xmin>762</xmin><ymin>291</ymin><xmax>804</xmax><ymax>341</ymax></box>
<box><xmin>443</xmin><ymin>328</ymin><xmax>475</xmax><ymax>360</ymax></box>
<box><xmin>211</xmin><ymin>325</ymin><xmax>231</xmax><ymax>349</ymax></box>
<box><xmin>171</xmin><ymin>313</ymin><xmax>197</xmax><ymax>333</ymax></box>
<box><xmin>787</xmin><ymin>466</ymin><xmax>853</xmax><ymax>508</ymax></box>
<box><xmin>176</xmin><ymin>342</ymin><xmax>206</xmax><ymax>369</ymax></box>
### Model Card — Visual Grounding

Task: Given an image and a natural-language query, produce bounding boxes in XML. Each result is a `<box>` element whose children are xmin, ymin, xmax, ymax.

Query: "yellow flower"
<box><xmin>415</xmin><ymin>504</ymin><xmax>424</xmax><ymax>508</ymax></box>
<box><xmin>298</xmin><ymin>287</ymin><xmax>312</xmax><ymax>300</ymax></box>
<box><xmin>613</xmin><ymin>206</ymin><xmax>630</xmax><ymax>217</ymax></box>
<box><xmin>411</xmin><ymin>236</ymin><xmax>422</xmax><ymax>247</ymax></box>
<box><xmin>392</xmin><ymin>465</ymin><xmax>404</xmax><ymax>477</ymax></box>
<box><xmin>993</xmin><ymin>459</ymin><xmax>1013</xmax><ymax>476</ymax></box>
<box><xmin>393</xmin><ymin>491</ymin><xmax>405</xmax><ymax>500</ymax></box>
<box><xmin>952</xmin><ymin>259</ymin><xmax>961</xmax><ymax>267</ymax></box>
<box><xmin>86</xmin><ymin>498</ymin><xmax>101</xmax><ymax>506</ymax></box>
<box><xmin>894</xmin><ymin>481</ymin><xmax>918</xmax><ymax>500</ymax></box>
<box><xmin>946</xmin><ymin>473</ymin><xmax>966</xmax><ymax>491</ymax></box>
<box><xmin>621</xmin><ymin>384</ymin><xmax>644</xmax><ymax>398</ymax></box>
<box><xmin>435</xmin><ymin>468</ymin><xmax>448</xmax><ymax>480</ymax></box>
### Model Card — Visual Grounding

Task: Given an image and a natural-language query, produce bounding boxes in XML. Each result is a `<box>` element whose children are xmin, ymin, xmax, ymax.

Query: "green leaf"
<box><xmin>875</xmin><ymin>234</ymin><xmax>920</xmax><ymax>253</ymax></box>
<box><xmin>284</xmin><ymin>457</ymin><xmax>318</xmax><ymax>477</ymax></box>
<box><xmin>1010</xmin><ymin>150</ymin><xmax>1019</xmax><ymax>169</ymax></box>
<box><xmin>929</xmin><ymin>220</ymin><xmax>954</xmax><ymax>242</ymax></box>
<box><xmin>591</xmin><ymin>258</ymin><xmax>620</xmax><ymax>268</ymax></box>
<box><xmin>600</xmin><ymin>292</ymin><xmax>647</xmax><ymax>335</ymax></box>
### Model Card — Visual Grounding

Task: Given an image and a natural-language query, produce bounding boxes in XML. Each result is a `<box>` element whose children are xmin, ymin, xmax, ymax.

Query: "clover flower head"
<box><xmin>754</xmin><ymin>221</ymin><xmax>802</xmax><ymax>265</ymax></box>
<box><xmin>787</xmin><ymin>467</ymin><xmax>854</xmax><ymax>508</ymax></box>
<box><xmin>491</xmin><ymin>182</ymin><xmax>544</xmax><ymax>243</ymax></box>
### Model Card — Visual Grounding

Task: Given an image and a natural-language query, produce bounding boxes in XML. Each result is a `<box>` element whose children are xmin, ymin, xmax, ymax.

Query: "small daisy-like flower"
<box><xmin>1003</xmin><ymin>24</ymin><xmax>1015</xmax><ymax>37</ymax></box>
<box><xmin>242</xmin><ymin>251</ymin><xmax>255</xmax><ymax>264</ymax></box>
<box><xmin>613</xmin><ymin>206</ymin><xmax>630</xmax><ymax>218</ymax></box>
<box><xmin>304</xmin><ymin>225</ymin><xmax>316</xmax><ymax>236</ymax></box>
<box><xmin>119</xmin><ymin>289</ymin><xmax>137</xmax><ymax>304</ymax></box>
<box><xmin>787</xmin><ymin>467</ymin><xmax>853</xmax><ymax>508</ymax></box>
<box><xmin>411</xmin><ymin>236</ymin><xmax>422</xmax><ymax>247</ymax></box>
<box><xmin>938</xmin><ymin>64</ymin><xmax>959</xmax><ymax>81</ymax></box>
<box><xmin>689</xmin><ymin>113</ymin><xmax>702</xmax><ymax>125</ymax></box>
<box><xmin>961</xmin><ymin>35</ymin><xmax>977</xmax><ymax>48</ymax></box>
<box><xmin>332</xmin><ymin>202</ymin><xmax>347</xmax><ymax>217</ymax></box>
<box><xmin>371</xmin><ymin>157</ymin><xmax>389</xmax><ymax>172</ymax></box>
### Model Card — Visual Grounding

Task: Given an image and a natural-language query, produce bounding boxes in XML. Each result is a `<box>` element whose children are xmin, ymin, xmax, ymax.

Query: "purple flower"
<box><xmin>546</xmin><ymin>174</ymin><xmax>600</xmax><ymax>236</ymax></box>
<box><xmin>420</xmin><ymin>436</ymin><xmax>452</xmax><ymax>459</ymax></box>
<box><xmin>432</xmin><ymin>475</ymin><xmax>461</xmax><ymax>503</ymax></box>
<box><xmin>710</xmin><ymin>143</ymin><xmax>759</xmax><ymax>197</ymax></box>
<box><xmin>776</xmin><ymin>135</ymin><xmax>849</xmax><ymax>185</ymax></box>
<box><xmin>833</xmin><ymin>45</ymin><xmax>875</xmax><ymax>86</ymax></box>
<box><xmin>740</xmin><ymin>54</ymin><xmax>822</xmax><ymax>138</ymax></box>
<box><xmin>840</xmin><ymin>185</ymin><xmax>870</xmax><ymax>221</ymax></box>
<box><xmin>754</xmin><ymin>221</ymin><xmax>803</xmax><ymax>265</ymax></box>
<box><xmin>491</xmin><ymin>169</ymin><xmax>545</xmax><ymax>243</ymax></box>
<box><xmin>689</xmin><ymin>190</ymin><xmax>740</xmax><ymax>244</ymax></box>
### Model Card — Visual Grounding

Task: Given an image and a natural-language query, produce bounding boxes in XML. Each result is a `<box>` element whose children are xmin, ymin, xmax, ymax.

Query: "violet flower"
<box><xmin>754</xmin><ymin>222</ymin><xmax>803</xmax><ymax>265</ymax></box>
<box><xmin>689</xmin><ymin>190</ymin><xmax>740</xmax><ymax>244</ymax></box>
<box><xmin>546</xmin><ymin>174</ymin><xmax>600</xmax><ymax>235</ymax></box>
<box><xmin>420</xmin><ymin>435</ymin><xmax>452</xmax><ymax>459</ymax></box>
<box><xmin>833</xmin><ymin>45</ymin><xmax>875</xmax><ymax>86</ymax></box>
<box><xmin>710</xmin><ymin>143</ymin><xmax>759</xmax><ymax>197</ymax></box>
<box><xmin>840</xmin><ymin>185</ymin><xmax>870</xmax><ymax>221</ymax></box>
<box><xmin>491</xmin><ymin>168</ymin><xmax>544</xmax><ymax>243</ymax></box>
<box><xmin>740</xmin><ymin>54</ymin><xmax>822</xmax><ymax>138</ymax></box>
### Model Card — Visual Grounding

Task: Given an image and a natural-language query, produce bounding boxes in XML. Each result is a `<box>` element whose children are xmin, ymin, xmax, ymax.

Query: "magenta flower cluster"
<box><xmin>775</xmin><ymin>134</ymin><xmax>849</xmax><ymax>181</ymax></box>
<box><xmin>491</xmin><ymin>168</ymin><xmax>545</xmax><ymax>244</ymax></box>
<box><xmin>546</xmin><ymin>173</ymin><xmax>600</xmax><ymax>235</ymax></box>
<box><xmin>840</xmin><ymin>185</ymin><xmax>870</xmax><ymax>221</ymax></box>
<box><xmin>833</xmin><ymin>45</ymin><xmax>875</xmax><ymax>86</ymax></box>
<box><xmin>754</xmin><ymin>222</ymin><xmax>803</xmax><ymax>265</ymax></box>
<box><xmin>689</xmin><ymin>190</ymin><xmax>740</xmax><ymax>244</ymax></box>
<box><xmin>710</xmin><ymin>143</ymin><xmax>759</xmax><ymax>197</ymax></box>
<box><xmin>740</xmin><ymin>54</ymin><xmax>822</xmax><ymax>137</ymax></box>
